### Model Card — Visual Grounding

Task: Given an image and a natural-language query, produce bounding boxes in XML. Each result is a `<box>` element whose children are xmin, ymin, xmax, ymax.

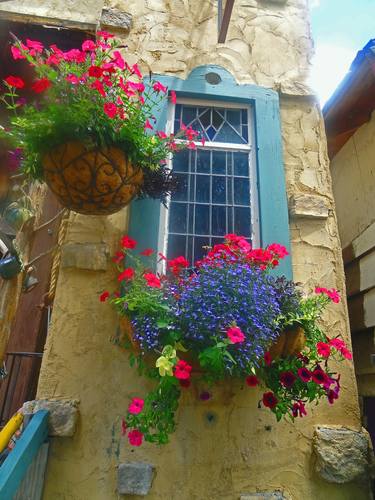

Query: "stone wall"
<box><xmin>0</xmin><ymin>0</ymin><xmax>365</xmax><ymax>498</ymax></box>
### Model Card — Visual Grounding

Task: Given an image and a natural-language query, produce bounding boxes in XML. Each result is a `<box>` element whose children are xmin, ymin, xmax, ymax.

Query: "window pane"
<box><xmin>233</xmin><ymin>152</ymin><xmax>249</xmax><ymax>176</ymax></box>
<box><xmin>169</xmin><ymin>202</ymin><xmax>187</xmax><ymax>233</ymax></box>
<box><xmin>168</xmin><ymin>234</ymin><xmax>186</xmax><ymax>259</ymax></box>
<box><xmin>196</xmin><ymin>149</ymin><xmax>210</xmax><ymax>173</ymax></box>
<box><xmin>234</xmin><ymin>178</ymin><xmax>250</xmax><ymax>205</ymax></box>
<box><xmin>196</xmin><ymin>175</ymin><xmax>210</xmax><ymax>203</ymax></box>
<box><xmin>234</xmin><ymin>207</ymin><xmax>251</xmax><ymax>236</ymax></box>
<box><xmin>174</xmin><ymin>173</ymin><xmax>189</xmax><ymax>201</ymax></box>
<box><xmin>212</xmin><ymin>205</ymin><xmax>226</xmax><ymax>235</ymax></box>
<box><xmin>195</xmin><ymin>205</ymin><xmax>209</xmax><ymax>235</ymax></box>
<box><xmin>212</xmin><ymin>150</ymin><xmax>226</xmax><ymax>174</ymax></box>
<box><xmin>173</xmin><ymin>150</ymin><xmax>189</xmax><ymax>172</ymax></box>
<box><xmin>194</xmin><ymin>236</ymin><xmax>208</xmax><ymax>262</ymax></box>
<box><xmin>212</xmin><ymin>176</ymin><xmax>226</xmax><ymax>204</ymax></box>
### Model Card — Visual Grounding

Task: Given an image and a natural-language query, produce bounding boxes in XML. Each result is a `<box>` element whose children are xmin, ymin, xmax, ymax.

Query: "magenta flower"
<box><xmin>297</xmin><ymin>367</ymin><xmax>311</xmax><ymax>383</ymax></box>
<box><xmin>128</xmin><ymin>398</ymin><xmax>144</xmax><ymax>415</ymax></box>
<box><xmin>128</xmin><ymin>429</ymin><xmax>143</xmax><ymax>446</ymax></box>
<box><xmin>226</xmin><ymin>326</ymin><xmax>245</xmax><ymax>344</ymax></box>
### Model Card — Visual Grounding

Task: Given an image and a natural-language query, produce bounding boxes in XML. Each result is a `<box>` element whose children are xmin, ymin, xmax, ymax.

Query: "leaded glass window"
<box><xmin>162</xmin><ymin>101</ymin><xmax>259</xmax><ymax>263</ymax></box>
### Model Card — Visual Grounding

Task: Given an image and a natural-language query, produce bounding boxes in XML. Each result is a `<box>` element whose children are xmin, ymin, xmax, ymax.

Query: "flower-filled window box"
<box><xmin>101</xmin><ymin>234</ymin><xmax>352</xmax><ymax>446</ymax></box>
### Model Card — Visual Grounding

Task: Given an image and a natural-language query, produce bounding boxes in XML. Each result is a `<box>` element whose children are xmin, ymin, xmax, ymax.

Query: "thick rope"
<box><xmin>47</xmin><ymin>209</ymin><xmax>70</xmax><ymax>302</ymax></box>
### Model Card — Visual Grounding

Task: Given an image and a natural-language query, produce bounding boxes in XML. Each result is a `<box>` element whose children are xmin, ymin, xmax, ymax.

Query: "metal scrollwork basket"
<box><xmin>42</xmin><ymin>142</ymin><xmax>144</xmax><ymax>215</ymax></box>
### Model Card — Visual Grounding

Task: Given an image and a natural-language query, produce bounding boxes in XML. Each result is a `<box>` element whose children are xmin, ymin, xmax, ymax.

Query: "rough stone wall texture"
<box><xmin>0</xmin><ymin>0</ymin><xmax>105</xmax><ymax>27</ymax></box>
<box><xmin>330</xmin><ymin>110</ymin><xmax>375</xmax><ymax>249</ymax></box>
<box><xmin>25</xmin><ymin>0</ymin><xmax>367</xmax><ymax>499</ymax></box>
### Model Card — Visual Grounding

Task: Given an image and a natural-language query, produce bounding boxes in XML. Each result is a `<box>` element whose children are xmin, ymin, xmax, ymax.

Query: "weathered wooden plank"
<box><xmin>0</xmin><ymin>190</ymin><xmax>62</xmax><ymax>420</ymax></box>
<box><xmin>13</xmin><ymin>442</ymin><xmax>49</xmax><ymax>500</ymax></box>
<box><xmin>0</xmin><ymin>410</ymin><xmax>48</xmax><ymax>500</ymax></box>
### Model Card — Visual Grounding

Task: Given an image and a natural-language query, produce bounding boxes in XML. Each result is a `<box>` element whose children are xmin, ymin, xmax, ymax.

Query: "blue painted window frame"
<box><xmin>129</xmin><ymin>65</ymin><xmax>291</xmax><ymax>278</ymax></box>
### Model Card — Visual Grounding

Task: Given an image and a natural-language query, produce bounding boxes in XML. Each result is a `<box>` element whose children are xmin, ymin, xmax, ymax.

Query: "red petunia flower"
<box><xmin>246</xmin><ymin>375</ymin><xmax>259</xmax><ymax>387</ymax></box>
<box><xmin>317</xmin><ymin>341</ymin><xmax>331</xmax><ymax>358</ymax></box>
<box><xmin>140</xmin><ymin>248</ymin><xmax>154</xmax><ymax>257</ymax></box>
<box><xmin>170</xmin><ymin>90</ymin><xmax>177</xmax><ymax>104</ymax></box>
<box><xmin>88</xmin><ymin>65</ymin><xmax>103</xmax><ymax>78</ymax></box>
<box><xmin>4</xmin><ymin>76</ymin><xmax>25</xmax><ymax>89</ymax></box>
<box><xmin>103</xmin><ymin>102</ymin><xmax>117</xmax><ymax>119</ymax></box>
<box><xmin>280</xmin><ymin>371</ymin><xmax>296</xmax><ymax>388</ymax></box>
<box><xmin>264</xmin><ymin>351</ymin><xmax>272</xmax><ymax>366</ymax></box>
<box><xmin>11</xmin><ymin>46</ymin><xmax>25</xmax><ymax>60</ymax></box>
<box><xmin>82</xmin><ymin>40</ymin><xmax>96</xmax><ymax>51</ymax></box>
<box><xmin>153</xmin><ymin>81</ymin><xmax>167</xmax><ymax>93</ymax></box>
<box><xmin>26</xmin><ymin>39</ymin><xmax>43</xmax><ymax>53</ymax></box>
<box><xmin>144</xmin><ymin>273</ymin><xmax>161</xmax><ymax>288</ymax></box>
<box><xmin>96</xmin><ymin>31</ymin><xmax>115</xmax><ymax>40</ymax></box>
<box><xmin>121</xmin><ymin>235</ymin><xmax>137</xmax><ymax>249</ymax></box>
<box><xmin>32</xmin><ymin>78</ymin><xmax>52</xmax><ymax>93</ymax></box>
<box><xmin>292</xmin><ymin>400</ymin><xmax>307</xmax><ymax>417</ymax></box>
<box><xmin>297</xmin><ymin>367</ymin><xmax>311</xmax><ymax>382</ymax></box>
<box><xmin>329</xmin><ymin>338</ymin><xmax>346</xmax><ymax>350</ymax></box>
<box><xmin>112</xmin><ymin>251</ymin><xmax>125</xmax><ymax>263</ymax></box>
<box><xmin>118</xmin><ymin>268</ymin><xmax>135</xmax><ymax>281</ymax></box>
<box><xmin>311</xmin><ymin>368</ymin><xmax>330</xmax><ymax>385</ymax></box>
<box><xmin>121</xmin><ymin>417</ymin><xmax>127</xmax><ymax>436</ymax></box>
<box><xmin>226</xmin><ymin>326</ymin><xmax>245</xmax><ymax>344</ymax></box>
<box><xmin>327</xmin><ymin>389</ymin><xmax>339</xmax><ymax>405</ymax></box>
<box><xmin>99</xmin><ymin>291</ymin><xmax>110</xmax><ymax>302</ymax></box>
<box><xmin>262</xmin><ymin>391</ymin><xmax>278</xmax><ymax>409</ymax></box>
<box><xmin>144</xmin><ymin>119</ymin><xmax>153</xmax><ymax>130</ymax></box>
<box><xmin>340</xmin><ymin>347</ymin><xmax>353</xmax><ymax>360</ymax></box>
<box><xmin>128</xmin><ymin>429</ymin><xmax>143</xmax><ymax>446</ymax></box>
<box><xmin>174</xmin><ymin>360</ymin><xmax>192</xmax><ymax>380</ymax></box>
<box><xmin>128</xmin><ymin>397</ymin><xmax>144</xmax><ymax>415</ymax></box>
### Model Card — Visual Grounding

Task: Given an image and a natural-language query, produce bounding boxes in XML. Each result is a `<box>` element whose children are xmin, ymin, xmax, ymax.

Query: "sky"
<box><xmin>309</xmin><ymin>0</ymin><xmax>375</xmax><ymax>105</ymax></box>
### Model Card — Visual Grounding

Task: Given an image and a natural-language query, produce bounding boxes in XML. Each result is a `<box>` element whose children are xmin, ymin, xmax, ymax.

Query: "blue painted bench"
<box><xmin>0</xmin><ymin>410</ymin><xmax>49</xmax><ymax>500</ymax></box>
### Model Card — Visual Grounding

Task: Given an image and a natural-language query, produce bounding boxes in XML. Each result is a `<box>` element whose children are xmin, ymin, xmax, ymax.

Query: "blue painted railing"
<box><xmin>0</xmin><ymin>410</ymin><xmax>49</xmax><ymax>500</ymax></box>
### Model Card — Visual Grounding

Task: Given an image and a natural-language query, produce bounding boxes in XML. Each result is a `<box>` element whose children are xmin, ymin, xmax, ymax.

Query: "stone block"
<box><xmin>240</xmin><ymin>493</ymin><xmax>286</xmax><ymax>500</ymax></box>
<box><xmin>289</xmin><ymin>194</ymin><xmax>329</xmax><ymax>219</ymax></box>
<box><xmin>118</xmin><ymin>462</ymin><xmax>155</xmax><ymax>496</ymax></box>
<box><xmin>21</xmin><ymin>399</ymin><xmax>79</xmax><ymax>437</ymax></box>
<box><xmin>61</xmin><ymin>243</ymin><xmax>108</xmax><ymax>271</ymax></box>
<box><xmin>313</xmin><ymin>426</ymin><xmax>369</xmax><ymax>483</ymax></box>
<box><xmin>257</xmin><ymin>0</ymin><xmax>287</xmax><ymax>4</ymax></box>
<box><xmin>100</xmin><ymin>7</ymin><xmax>132</xmax><ymax>31</ymax></box>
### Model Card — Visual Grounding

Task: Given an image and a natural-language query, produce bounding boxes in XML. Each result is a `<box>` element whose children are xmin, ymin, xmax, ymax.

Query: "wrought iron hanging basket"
<box><xmin>42</xmin><ymin>142</ymin><xmax>144</xmax><ymax>216</ymax></box>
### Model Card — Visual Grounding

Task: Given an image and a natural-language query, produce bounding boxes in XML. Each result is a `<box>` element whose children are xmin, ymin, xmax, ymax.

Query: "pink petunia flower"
<box><xmin>226</xmin><ymin>326</ymin><xmax>245</xmax><ymax>344</ymax></box>
<box><xmin>128</xmin><ymin>398</ymin><xmax>144</xmax><ymax>415</ymax></box>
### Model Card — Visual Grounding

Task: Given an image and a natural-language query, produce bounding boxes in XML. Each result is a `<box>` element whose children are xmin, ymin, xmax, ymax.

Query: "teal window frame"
<box><xmin>129</xmin><ymin>65</ymin><xmax>292</xmax><ymax>278</ymax></box>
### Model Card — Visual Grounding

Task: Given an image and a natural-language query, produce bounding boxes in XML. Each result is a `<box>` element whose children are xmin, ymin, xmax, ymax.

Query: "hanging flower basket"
<box><xmin>42</xmin><ymin>142</ymin><xmax>144</xmax><ymax>215</ymax></box>
<box><xmin>0</xmin><ymin>33</ymin><xmax>201</xmax><ymax>215</ymax></box>
<box><xmin>100</xmin><ymin>234</ymin><xmax>352</xmax><ymax>447</ymax></box>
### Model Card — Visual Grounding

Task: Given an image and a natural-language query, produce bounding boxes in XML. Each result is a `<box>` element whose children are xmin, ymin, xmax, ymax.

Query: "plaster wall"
<box><xmin>29</xmin><ymin>1</ymin><xmax>366</xmax><ymax>498</ymax></box>
<box><xmin>330</xmin><ymin>110</ymin><xmax>375</xmax><ymax>249</ymax></box>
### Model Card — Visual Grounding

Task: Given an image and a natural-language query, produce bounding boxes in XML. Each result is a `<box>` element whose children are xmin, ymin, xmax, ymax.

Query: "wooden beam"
<box><xmin>218</xmin><ymin>0</ymin><xmax>235</xmax><ymax>44</ymax></box>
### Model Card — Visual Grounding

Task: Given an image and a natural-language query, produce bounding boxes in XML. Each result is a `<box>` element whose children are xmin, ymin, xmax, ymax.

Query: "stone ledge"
<box><xmin>118</xmin><ymin>462</ymin><xmax>155</xmax><ymax>496</ymax></box>
<box><xmin>61</xmin><ymin>242</ymin><xmax>108</xmax><ymax>271</ymax></box>
<box><xmin>313</xmin><ymin>426</ymin><xmax>370</xmax><ymax>483</ymax></box>
<box><xmin>100</xmin><ymin>7</ymin><xmax>132</xmax><ymax>32</ymax></box>
<box><xmin>289</xmin><ymin>194</ymin><xmax>329</xmax><ymax>219</ymax></box>
<box><xmin>240</xmin><ymin>492</ymin><xmax>286</xmax><ymax>500</ymax></box>
<box><xmin>21</xmin><ymin>399</ymin><xmax>79</xmax><ymax>437</ymax></box>
<box><xmin>257</xmin><ymin>0</ymin><xmax>287</xmax><ymax>4</ymax></box>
